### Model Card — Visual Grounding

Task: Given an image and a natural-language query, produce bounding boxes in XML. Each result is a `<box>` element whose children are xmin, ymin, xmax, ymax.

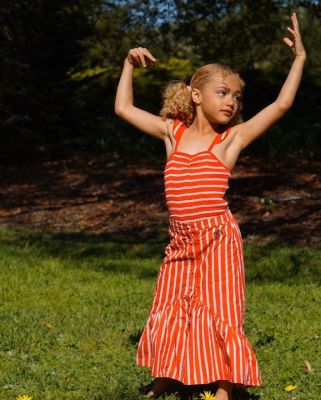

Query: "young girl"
<box><xmin>115</xmin><ymin>13</ymin><xmax>306</xmax><ymax>400</ymax></box>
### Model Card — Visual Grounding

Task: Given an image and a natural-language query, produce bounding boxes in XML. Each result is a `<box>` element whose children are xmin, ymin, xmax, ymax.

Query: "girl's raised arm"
<box><xmin>237</xmin><ymin>12</ymin><xmax>306</xmax><ymax>149</ymax></box>
<box><xmin>114</xmin><ymin>47</ymin><xmax>168</xmax><ymax>140</ymax></box>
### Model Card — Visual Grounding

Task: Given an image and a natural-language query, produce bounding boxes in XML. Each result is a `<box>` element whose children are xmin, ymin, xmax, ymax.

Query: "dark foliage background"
<box><xmin>0</xmin><ymin>0</ymin><xmax>320</xmax><ymax>161</ymax></box>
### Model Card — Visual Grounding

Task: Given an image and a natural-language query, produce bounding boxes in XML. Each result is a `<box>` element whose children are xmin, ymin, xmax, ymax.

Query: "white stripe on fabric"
<box><xmin>165</xmin><ymin>177</ymin><xmax>228</xmax><ymax>184</ymax></box>
<box><xmin>169</xmin><ymin>203</ymin><xmax>226</xmax><ymax>211</ymax></box>
<box><xmin>165</xmin><ymin>184</ymin><xmax>226</xmax><ymax>191</ymax></box>
<box><xmin>173</xmin><ymin>122</ymin><xmax>183</xmax><ymax>137</ymax></box>
<box><xmin>224</xmin><ymin>223</ymin><xmax>232</xmax><ymax>327</ymax></box>
<box><xmin>169</xmin><ymin>209</ymin><xmax>226</xmax><ymax>218</ymax></box>
<box><xmin>169</xmin><ymin>198</ymin><xmax>227</xmax><ymax>205</ymax></box>
<box><xmin>217</xmin><ymin>227</ymin><xmax>224</xmax><ymax>323</ymax></box>
<box><xmin>165</xmin><ymin>171</ymin><xmax>229</xmax><ymax>177</ymax></box>
<box><xmin>166</xmin><ymin>191</ymin><xmax>227</xmax><ymax>197</ymax></box>
<box><xmin>230</xmin><ymin>227</ymin><xmax>239</xmax><ymax>328</ymax></box>
<box><xmin>166</xmin><ymin>164</ymin><xmax>227</xmax><ymax>171</ymax></box>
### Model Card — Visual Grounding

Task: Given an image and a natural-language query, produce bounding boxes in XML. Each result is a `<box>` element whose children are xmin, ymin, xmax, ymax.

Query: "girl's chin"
<box><xmin>210</xmin><ymin>117</ymin><xmax>232</xmax><ymax>125</ymax></box>
<box><xmin>206</xmin><ymin>114</ymin><xmax>234</xmax><ymax>126</ymax></box>
<box><xmin>209</xmin><ymin>113</ymin><xmax>234</xmax><ymax>123</ymax></box>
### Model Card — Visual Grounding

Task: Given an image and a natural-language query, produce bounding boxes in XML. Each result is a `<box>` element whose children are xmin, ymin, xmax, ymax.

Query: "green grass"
<box><xmin>0</xmin><ymin>226</ymin><xmax>320</xmax><ymax>400</ymax></box>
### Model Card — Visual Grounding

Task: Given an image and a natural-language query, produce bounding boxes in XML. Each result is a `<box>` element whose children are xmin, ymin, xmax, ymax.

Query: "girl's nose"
<box><xmin>226</xmin><ymin>95</ymin><xmax>235</xmax><ymax>106</ymax></box>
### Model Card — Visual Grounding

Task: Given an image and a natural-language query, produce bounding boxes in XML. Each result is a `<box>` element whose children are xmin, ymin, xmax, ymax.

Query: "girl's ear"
<box><xmin>191</xmin><ymin>88</ymin><xmax>201</xmax><ymax>105</ymax></box>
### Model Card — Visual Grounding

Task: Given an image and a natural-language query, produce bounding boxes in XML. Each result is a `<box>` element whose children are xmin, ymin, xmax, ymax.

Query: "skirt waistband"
<box><xmin>169</xmin><ymin>209</ymin><xmax>233</xmax><ymax>232</ymax></box>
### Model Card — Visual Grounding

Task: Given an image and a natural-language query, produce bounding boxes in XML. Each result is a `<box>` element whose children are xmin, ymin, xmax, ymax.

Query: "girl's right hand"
<box><xmin>116</xmin><ymin>46</ymin><xmax>166</xmax><ymax>141</ymax></box>
<box><xmin>126</xmin><ymin>47</ymin><xmax>156</xmax><ymax>68</ymax></box>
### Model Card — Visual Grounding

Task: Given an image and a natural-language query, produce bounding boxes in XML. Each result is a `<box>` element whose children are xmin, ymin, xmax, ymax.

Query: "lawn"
<box><xmin>0</xmin><ymin>226</ymin><xmax>320</xmax><ymax>400</ymax></box>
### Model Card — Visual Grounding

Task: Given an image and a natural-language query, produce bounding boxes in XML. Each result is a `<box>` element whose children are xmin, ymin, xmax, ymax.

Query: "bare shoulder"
<box><xmin>229</xmin><ymin>124</ymin><xmax>246</xmax><ymax>145</ymax></box>
<box><xmin>212</xmin><ymin>124</ymin><xmax>244</xmax><ymax>171</ymax></box>
<box><xmin>218</xmin><ymin>125</ymin><xmax>242</xmax><ymax>149</ymax></box>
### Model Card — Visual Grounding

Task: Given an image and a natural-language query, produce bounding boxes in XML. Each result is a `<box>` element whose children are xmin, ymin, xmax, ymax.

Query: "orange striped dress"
<box><xmin>136</xmin><ymin>120</ymin><xmax>262</xmax><ymax>386</ymax></box>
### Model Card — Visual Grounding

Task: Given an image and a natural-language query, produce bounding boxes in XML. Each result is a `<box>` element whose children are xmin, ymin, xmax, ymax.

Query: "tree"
<box><xmin>0</xmin><ymin>0</ymin><xmax>96</xmax><ymax>158</ymax></box>
<box><xmin>0</xmin><ymin>0</ymin><xmax>320</xmax><ymax>159</ymax></box>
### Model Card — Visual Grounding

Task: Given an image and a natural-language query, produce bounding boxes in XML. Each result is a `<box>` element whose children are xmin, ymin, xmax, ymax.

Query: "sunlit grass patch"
<box><xmin>0</xmin><ymin>226</ymin><xmax>320</xmax><ymax>399</ymax></box>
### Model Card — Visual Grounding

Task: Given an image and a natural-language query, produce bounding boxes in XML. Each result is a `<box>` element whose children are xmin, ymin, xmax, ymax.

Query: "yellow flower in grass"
<box><xmin>284</xmin><ymin>384</ymin><xmax>298</xmax><ymax>392</ymax></box>
<box><xmin>200</xmin><ymin>390</ymin><xmax>216</xmax><ymax>400</ymax></box>
<box><xmin>16</xmin><ymin>395</ymin><xmax>32</xmax><ymax>400</ymax></box>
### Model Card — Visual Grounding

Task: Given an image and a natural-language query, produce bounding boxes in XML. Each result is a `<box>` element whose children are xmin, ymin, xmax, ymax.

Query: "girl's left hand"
<box><xmin>283</xmin><ymin>12</ymin><xmax>306</xmax><ymax>59</ymax></box>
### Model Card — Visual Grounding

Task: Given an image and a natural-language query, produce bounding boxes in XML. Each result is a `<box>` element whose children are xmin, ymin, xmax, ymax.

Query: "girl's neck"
<box><xmin>189</xmin><ymin>117</ymin><xmax>224</xmax><ymax>136</ymax></box>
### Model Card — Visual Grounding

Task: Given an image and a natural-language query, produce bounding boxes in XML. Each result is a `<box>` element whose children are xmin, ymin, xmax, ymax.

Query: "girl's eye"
<box><xmin>217</xmin><ymin>91</ymin><xmax>226</xmax><ymax>97</ymax></box>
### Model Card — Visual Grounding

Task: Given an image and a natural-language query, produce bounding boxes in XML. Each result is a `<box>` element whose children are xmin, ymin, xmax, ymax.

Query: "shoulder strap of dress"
<box><xmin>220</xmin><ymin>127</ymin><xmax>232</xmax><ymax>142</ymax></box>
<box><xmin>173</xmin><ymin>120</ymin><xmax>187</xmax><ymax>152</ymax></box>
<box><xmin>208</xmin><ymin>127</ymin><xmax>232</xmax><ymax>151</ymax></box>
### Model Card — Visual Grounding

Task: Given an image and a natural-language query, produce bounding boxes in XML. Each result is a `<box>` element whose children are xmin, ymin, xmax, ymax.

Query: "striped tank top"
<box><xmin>165</xmin><ymin>120</ymin><xmax>231</xmax><ymax>222</ymax></box>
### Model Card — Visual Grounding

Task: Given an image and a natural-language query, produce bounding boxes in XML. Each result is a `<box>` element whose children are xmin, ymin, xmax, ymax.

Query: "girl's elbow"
<box><xmin>114</xmin><ymin>103</ymin><xmax>126</xmax><ymax>118</ymax></box>
<box><xmin>276</xmin><ymin>100</ymin><xmax>292</xmax><ymax>114</ymax></box>
<box><xmin>114</xmin><ymin>100</ymin><xmax>135</xmax><ymax>120</ymax></box>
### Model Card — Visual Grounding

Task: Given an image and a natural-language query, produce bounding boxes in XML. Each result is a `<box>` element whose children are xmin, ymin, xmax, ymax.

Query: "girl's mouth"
<box><xmin>221</xmin><ymin>110</ymin><xmax>233</xmax><ymax>117</ymax></box>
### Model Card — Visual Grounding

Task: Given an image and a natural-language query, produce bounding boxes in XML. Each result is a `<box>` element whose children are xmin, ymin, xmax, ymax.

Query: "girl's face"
<box><xmin>193</xmin><ymin>73</ymin><xmax>242</xmax><ymax>125</ymax></box>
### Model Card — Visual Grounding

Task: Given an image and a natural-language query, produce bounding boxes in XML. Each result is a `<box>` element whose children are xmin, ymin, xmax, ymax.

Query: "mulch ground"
<box><xmin>0</xmin><ymin>152</ymin><xmax>320</xmax><ymax>246</ymax></box>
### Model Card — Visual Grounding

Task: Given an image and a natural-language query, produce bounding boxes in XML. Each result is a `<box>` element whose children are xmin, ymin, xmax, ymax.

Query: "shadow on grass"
<box><xmin>1</xmin><ymin>226</ymin><xmax>320</xmax><ymax>284</ymax></box>
<box><xmin>244</xmin><ymin>240</ymin><xmax>321</xmax><ymax>285</ymax></box>
<box><xmin>233</xmin><ymin>388</ymin><xmax>261</xmax><ymax>400</ymax></box>
<box><xmin>137</xmin><ymin>380</ymin><xmax>261</xmax><ymax>400</ymax></box>
<box><xmin>129</xmin><ymin>330</ymin><xmax>144</xmax><ymax>346</ymax></box>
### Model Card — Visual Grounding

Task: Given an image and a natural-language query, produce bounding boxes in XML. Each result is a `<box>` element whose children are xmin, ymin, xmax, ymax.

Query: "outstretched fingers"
<box><xmin>283</xmin><ymin>12</ymin><xmax>306</xmax><ymax>58</ymax></box>
<box><xmin>283</xmin><ymin>36</ymin><xmax>293</xmax><ymax>48</ymax></box>
<box><xmin>291</xmin><ymin>11</ymin><xmax>300</xmax><ymax>32</ymax></box>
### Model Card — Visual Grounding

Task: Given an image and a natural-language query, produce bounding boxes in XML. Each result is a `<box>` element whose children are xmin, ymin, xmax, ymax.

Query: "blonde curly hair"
<box><xmin>160</xmin><ymin>64</ymin><xmax>245</xmax><ymax>127</ymax></box>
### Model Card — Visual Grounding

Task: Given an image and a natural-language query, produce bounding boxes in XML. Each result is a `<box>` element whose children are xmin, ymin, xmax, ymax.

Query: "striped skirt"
<box><xmin>136</xmin><ymin>209</ymin><xmax>261</xmax><ymax>386</ymax></box>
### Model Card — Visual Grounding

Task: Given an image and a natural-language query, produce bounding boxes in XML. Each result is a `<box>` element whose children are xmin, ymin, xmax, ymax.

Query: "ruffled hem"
<box><xmin>136</xmin><ymin>298</ymin><xmax>262</xmax><ymax>386</ymax></box>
